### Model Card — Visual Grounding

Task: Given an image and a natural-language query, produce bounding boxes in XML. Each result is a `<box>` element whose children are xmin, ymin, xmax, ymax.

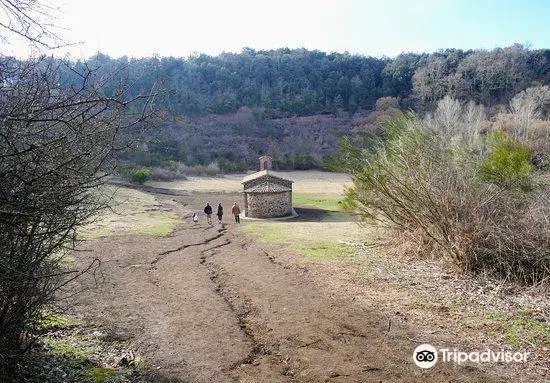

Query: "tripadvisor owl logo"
<box><xmin>412</xmin><ymin>343</ymin><xmax>530</xmax><ymax>368</ymax></box>
<box><xmin>413</xmin><ymin>344</ymin><xmax>438</xmax><ymax>368</ymax></box>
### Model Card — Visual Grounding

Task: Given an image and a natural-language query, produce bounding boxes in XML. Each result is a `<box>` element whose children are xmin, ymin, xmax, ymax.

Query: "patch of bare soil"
<box><xmin>264</xmin><ymin>243</ymin><xmax>548</xmax><ymax>382</ymax></box>
<box><xmin>66</xmin><ymin>190</ymin><xmax>534</xmax><ymax>382</ymax></box>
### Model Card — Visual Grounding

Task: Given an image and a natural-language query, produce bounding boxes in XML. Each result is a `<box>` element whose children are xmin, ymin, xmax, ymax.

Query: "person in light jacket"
<box><xmin>231</xmin><ymin>202</ymin><xmax>241</xmax><ymax>223</ymax></box>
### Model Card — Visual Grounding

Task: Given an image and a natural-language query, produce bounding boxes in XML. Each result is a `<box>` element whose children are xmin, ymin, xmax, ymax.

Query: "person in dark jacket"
<box><xmin>216</xmin><ymin>203</ymin><xmax>223</xmax><ymax>224</ymax></box>
<box><xmin>204</xmin><ymin>203</ymin><xmax>213</xmax><ymax>225</ymax></box>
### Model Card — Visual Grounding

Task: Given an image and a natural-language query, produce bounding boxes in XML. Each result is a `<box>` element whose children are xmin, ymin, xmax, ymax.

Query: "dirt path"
<box><xmin>68</xmin><ymin>191</ymin><xmax>506</xmax><ymax>383</ymax></box>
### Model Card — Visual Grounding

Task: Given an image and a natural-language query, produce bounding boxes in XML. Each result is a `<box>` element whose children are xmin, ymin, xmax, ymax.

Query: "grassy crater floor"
<box><xmin>17</xmin><ymin>172</ymin><xmax>549</xmax><ymax>382</ymax></box>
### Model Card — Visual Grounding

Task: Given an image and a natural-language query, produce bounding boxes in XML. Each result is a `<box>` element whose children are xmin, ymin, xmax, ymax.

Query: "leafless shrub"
<box><xmin>203</xmin><ymin>162</ymin><xmax>220</xmax><ymax>176</ymax></box>
<box><xmin>433</xmin><ymin>95</ymin><xmax>462</xmax><ymax>135</ymax></box>
<box><xmin>463</xmin><ymin>100</ymin><xmax>486</xmax><ymax>143</ymax></box>
<box><xmin>0</xmin><ymin>56</ymin><xmax>152</xmax><ymax>376</ymax></box>
<box><xmin>341</xmin><ymin>111</ymin><xmax>549</xmax><ymax>286</ymax></box>
<box><xmin>0</xmin><ymin>1</ymin><xmax>155</xmax><ymax>377</ymax></box>
<box><xmin>426</xmin><ymin>96</ymin><xmax>486</xmax><ymax>144</ymax></box>
<box><xmin>150</xmin><ymin>166</ymin><xmax>187</xmax><ymax>181</ymax></box>
<box><xmin>164</xmin><ymin>162</ymin><xmax>221</xmax><ymax>177</ymax></box>
<box><xmin>508</xmin><ymin>85</ymin><xmax>550</xmax><ymax>140</ymax></box>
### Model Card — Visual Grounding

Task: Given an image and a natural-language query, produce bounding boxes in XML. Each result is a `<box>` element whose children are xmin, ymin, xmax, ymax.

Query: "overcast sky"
<box><xmin>5</xmin><ymin>0</ymin><xmax>550</xmax><ymax>59</ymax></box>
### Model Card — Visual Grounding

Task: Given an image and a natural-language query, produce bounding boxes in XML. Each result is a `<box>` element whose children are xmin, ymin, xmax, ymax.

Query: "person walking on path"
<box><xmin>216</xmin><ymin>203</ymin><xmax>224</xmax><ymax>224</ymax></box>
<box><xmin>231</xmin><ymin>202</ymin><xmax>241</xmax><ymax>223</ymax></box>
<box><xmin>204</xmin><ymin>203</ymin><xmax>213</xmax><ymax>225</ymax></box>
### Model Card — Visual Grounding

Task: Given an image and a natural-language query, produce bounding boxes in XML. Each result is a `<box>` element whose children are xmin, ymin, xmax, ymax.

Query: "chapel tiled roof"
<box><xmin>241</xmin><ymin>170</ymin><xmax>293</xmax><ymax>184</ymax></box>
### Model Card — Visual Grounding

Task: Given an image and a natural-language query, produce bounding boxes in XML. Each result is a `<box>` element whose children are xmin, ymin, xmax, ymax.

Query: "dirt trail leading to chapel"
<box><xmin>68</xmin><ymin>190</ymin><xmax>505</xmax><ymax>383</ymax></box>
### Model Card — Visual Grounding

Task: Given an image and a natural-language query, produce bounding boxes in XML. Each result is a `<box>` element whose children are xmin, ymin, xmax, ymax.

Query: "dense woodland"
<box><xmin>62</xmin><ymin>44</ymin><xmax>550</xmax><ymax>172</ymax></box>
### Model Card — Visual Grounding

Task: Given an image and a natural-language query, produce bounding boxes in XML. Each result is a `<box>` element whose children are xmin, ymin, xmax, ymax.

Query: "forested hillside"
<box><xmin>71</xmin><ymin>44</ymin><xmax>550</xmax><ymax>172</ymax></box>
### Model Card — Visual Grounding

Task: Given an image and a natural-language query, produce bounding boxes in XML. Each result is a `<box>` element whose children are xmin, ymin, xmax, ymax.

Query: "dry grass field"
<box><xmin>78</xmin><ymin>185</ymin><xmax>181</xmax><ymax>239</ymax></box>
<box><xmin>149</xmin><ymin>170</ymin><xmax>351</xmax><ymax>195</ymax></box>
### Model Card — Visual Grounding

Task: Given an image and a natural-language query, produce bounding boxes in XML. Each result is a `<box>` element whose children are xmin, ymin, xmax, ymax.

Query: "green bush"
<box><xmin>339</xmin><ymin>112</ymin><xmax>549</xmax><ymax>285</ymax></box>
<box><xmin>131</xmin><ymin>167</ymin><xmax>152</xmax><ymax>184</ymax></box>
<box><xmin>481</xmin><ymin>130</ymin><xmax>533</xmax><ymax>190</ymax></box>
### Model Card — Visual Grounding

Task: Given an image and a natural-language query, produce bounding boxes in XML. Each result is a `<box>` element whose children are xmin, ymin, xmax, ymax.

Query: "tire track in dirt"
<box><xmin>200</xmin><ymin>243</ymin><xmax>272</xmax><ymax>374</ymax></box>
<box><xmin>150</xmin><ymin>227</ymin><xmax>227</xmax><ymax>265</ymax></box>
<box><xmin>144</xmin><ymin>230</ymin><xmax>250</xmax><ymax>383</ymax></box>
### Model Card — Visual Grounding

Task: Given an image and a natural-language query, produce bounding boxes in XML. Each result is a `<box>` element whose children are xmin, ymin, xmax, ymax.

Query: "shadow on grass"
<box><xmin>289</xmin><ymin>207</ymin><xmax>355</xmax><ymax>223</ymax></box>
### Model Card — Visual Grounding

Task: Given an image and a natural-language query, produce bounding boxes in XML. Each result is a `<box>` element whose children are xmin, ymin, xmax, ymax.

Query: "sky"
<box><xmin>4</xmin><ymin>0</ymin><xmax>550</xmax><ymax>59</ymax></box>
